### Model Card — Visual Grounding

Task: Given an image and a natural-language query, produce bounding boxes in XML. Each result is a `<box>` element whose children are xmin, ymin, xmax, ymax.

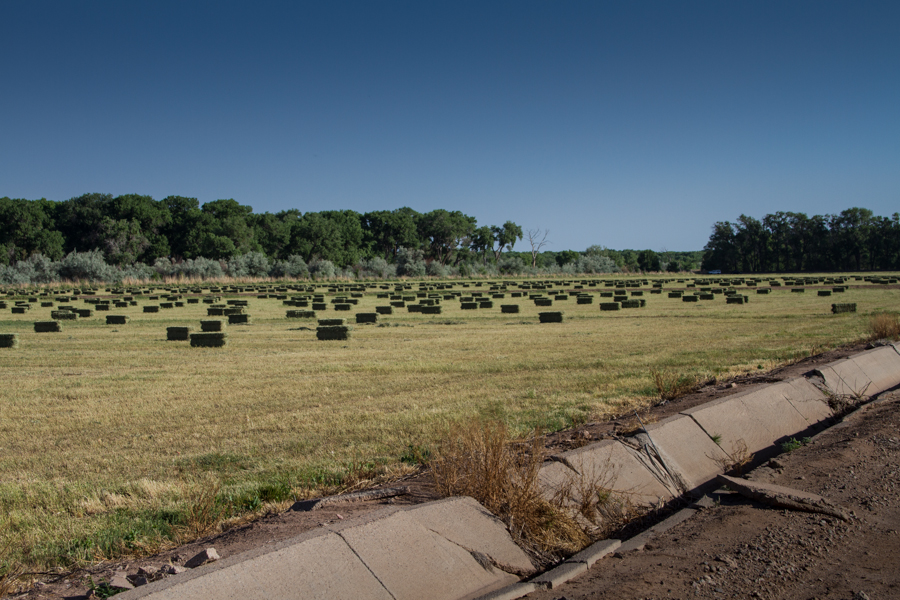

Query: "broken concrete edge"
<box><xmin>290</xmin><ymin>485</ymin><xmax>410</xmax><ymax>511</ymax></box>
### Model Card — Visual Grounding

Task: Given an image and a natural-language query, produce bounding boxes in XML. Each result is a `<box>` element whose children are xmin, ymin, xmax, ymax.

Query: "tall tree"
<box><xmin>418</xmin><ymin>209</ymin><xmax>476</xmax><ymax>266</ymax></box>
<box><xmin>490</xmin><ymin>221</ymin><xmax>523</xmax><ymax>262</ymax></box>
<box><xmin>0</xmin><ymin>197</ymin><xmax>65</xmax><ymax>264</ymax></box>
<box><xmin>362</xmin><ymin>208</ymin><xmax>421</xmax><ymax>260</ymax></box>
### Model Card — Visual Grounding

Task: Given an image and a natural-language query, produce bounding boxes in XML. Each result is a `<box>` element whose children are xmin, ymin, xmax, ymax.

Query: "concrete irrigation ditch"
<box><xmin>106</xmin><ymin>342</ymin><xmax>900</xmax><ymax>600</ymax></box>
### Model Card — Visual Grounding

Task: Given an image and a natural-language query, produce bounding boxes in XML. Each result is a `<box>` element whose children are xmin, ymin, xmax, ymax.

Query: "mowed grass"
<box><xmin>0</xmin><ymin>275</ymin><xmax>896</xmax><ymax>571</ymax></box>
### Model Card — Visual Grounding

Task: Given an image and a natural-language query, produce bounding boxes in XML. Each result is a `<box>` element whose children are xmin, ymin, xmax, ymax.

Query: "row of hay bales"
<box><xmin>3</xmin><ymin>272</ymin><xmax>888</xmax><ymax>309</ymax></box>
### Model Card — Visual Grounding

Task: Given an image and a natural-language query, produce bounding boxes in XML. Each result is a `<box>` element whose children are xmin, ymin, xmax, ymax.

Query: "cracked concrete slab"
<box><xmin>550</xmin><ymin>440</ymin><xmax>676</xmax><ymax>506</ymax></box>
<box><xmin>403</xmin><ymin>497</ymin><xmax>535</xmax><ymax>576</ymax></box>
<box><xmin>115</xmin><ymin>530</ymin><xmax>393</xmax><ymax>600</ymax></box>
<box><xmin>636</xmin><ymin>414</ymin><xmax>730</xmax><ymax>493</ymax></box>
<box><xmin>848</xmin><ymin>346</ymin><xmax>900</xmax><ymax>395</ymax></box>
<box><xmin>777</xmin><ymin>376</ymin><xmax>833</xmax><ymax>425</ymax></box>
<box><xmin>335</xmin><ymin>504</ymin><xmax>519</xmax><ymax>600</ymax></box>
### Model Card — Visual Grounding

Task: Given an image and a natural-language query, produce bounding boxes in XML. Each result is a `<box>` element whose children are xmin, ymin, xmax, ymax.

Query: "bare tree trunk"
<box><xmin>525</xmin><ymin>228</ymin><xmax>550</xmax><ymax>268</ymax></box>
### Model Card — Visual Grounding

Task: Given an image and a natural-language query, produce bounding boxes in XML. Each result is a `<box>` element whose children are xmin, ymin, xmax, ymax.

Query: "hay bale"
<box><xmin>190</xmin><ymin>332</ymin><xmax>228</xmax><ymax>347</ymax></box>
<box><xmin>620</xmin><ymin>299</ymin><xmax>642</xmax><ymax>308</ymax></box>
<box><xmin>538</xmin><ymin>311</ymin><xmax>564</xmax><ymax>323</ymax></box>
<box><xmin>791</xmin><ymin>288</ymin><xmax>805</xmax><ymax>293</ymax></box>
<box><xmin>318</xmin><ymin>318</ymin><xmax>346</xmax><ymax>326</ymax></box>
<box><xmin>11</xmin><ymin>307</ymin><xmax>29</xmax><ymax>314</ymax></box>
<box><xmin>223</xmin><ymin>307</ymin><xmax>246</xmax><ymax>315</ymax></box>
<box><xmin>286</xmin><ymin>310</ymin><xmax>317</xmax><ymax>319</ymax></box>
<box><xmin>312</xmin><ymin>303</ymin><xmax>328</xmax><ymax>311</ymax></box>
<box><xmin>356</xmin><ymin>313</ymin><xmax>378</xmax><ymax>323</ymax></box>
<box><xmin>51</xmin><ymin>310</ymin><xmax>78</xmax><ymax>320</ymax></box>
<box><xmin>817</xmin><ymin>290</ymin><xmax>832</xmax><ymax>297</ymax></box>
<box><xmin>831</xmin><ymin>303</ymin><xmax>857</xmax><ymax>314</ymax></box>
<box><xmin>533</xmin><ymin>298</ymin><xmax>553</xmax><ymax>307</ymax></box>
<box><xmin>106</xmin><ymin>315</ymin><xmax>129</xmax><ymax>325</ymax></box>
<box><xmin>576</xmin><ymin>296</ymin><xmax>593</xmax><ymax>304</ymax></box>
<box><xmin>460</xmin><ymin>302</ymin><xmax>478</xmax><ymax>310</ymax></box>
<box><xmin>228</xmin><ymin>314</ymin><xmax>251</xmax><ymax>324</ymax></box>
<box><xmin>167</xmin><ymin>326</ymin><xmax>192</xmax><ymax>340</ymax></box>
<box><xmin>600</xmin><ymin>302</ymin><xmax>621</xmax><ymax>311</ymax></box>
<box><xmin>668</xmin><ymin>292</ymin><xmax>683</xmax><ymax>298</ymax></box>
<box><xmin>0</xmin><ymin>334</ymin><xmax>18</xmax><ymax>348</ymax></box>
<box><xmin>144</xmin><ymin>305</ymin><xmax>161</xmax><ymax>313</ymax></box>
<box><xmin>316</xmin><ymin>325</ymin><xmax>352</xmax><ymax>341</ymax></box>
<box><xmin>375</xmin><ymin>306</ymin><xmax>393</xmax><ymax>315</ymax></box>
<box><xmin>159</xmin><ymin>302</ymin><xmax>174</xmax><ymax>309</ymax></box>
<box><xmin>334</xmin><ymin>303</ymin><xmax>352</xmax><ymax>311</ymax></box>
<box><xmin>421</xmin><ymin>305</ymin><xmax>442</xmax><ymax>314</ymax></box>
<box><xmin>682</xmin><ymin>295</ymin><xmax>699</xmax><ymax>302</ymax></box>
<box><xmin>500</xmin><ymin>304</ymin><xmax>520</xmax><ymax>313</ymax></box>
<box><xmin>726</xmin><ymin>296</ymin><xmax>745</xmax><ymax>304</ymax></box>
<box><xmin>201</xmin><ymin>320</ymin><xmax>225</xmax><ymax>331</ymax></box>
<box><xmin>478</xmin><ymin>301</ymin><xmax>494</xmax><ymax>309</ymax></box>
<box><xmin>34</xmin><ymin>321</ymin><xmax>62</xmax><ymax>333</ymax></box>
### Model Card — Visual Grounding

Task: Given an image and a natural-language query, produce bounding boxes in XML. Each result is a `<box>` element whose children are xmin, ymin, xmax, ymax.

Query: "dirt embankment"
<box><xmin>524</xmin><ymin>388</ymin><xmax>900</xmax><ymax>600</ymax></box>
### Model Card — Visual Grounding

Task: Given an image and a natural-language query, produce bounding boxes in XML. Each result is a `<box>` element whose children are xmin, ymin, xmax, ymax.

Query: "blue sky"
<box><xmin>2</xmin><ymin>1</ymin><xmax>898</xmax><ymax>251</ymax></box>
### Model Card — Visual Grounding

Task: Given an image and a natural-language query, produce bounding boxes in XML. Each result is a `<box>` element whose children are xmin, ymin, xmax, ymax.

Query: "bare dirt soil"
<box><xmin>526</xmin><ymin>388</ymin><xmax>900</xmax><ymax>600</ymax></box>
<box><xmin>11</xmin><ymin>341</ymin><xmax>898</xmax><ymax>600</ymax></box>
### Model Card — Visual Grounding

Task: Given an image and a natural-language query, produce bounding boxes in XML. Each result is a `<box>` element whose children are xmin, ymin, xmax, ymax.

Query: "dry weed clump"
<box><xmin>176</xmin><ymin>478</ymin><xmax>225</xmax><ymax>542</ymax></box>
<box><xmin>870</xmin><ymin>312</ymin><xmax>900</xmax><ymax>340</ymax></box>
<box><xmin>430</xmin><ymin>420</ymin><xmax>590</xmax><ymax>561</ymax></box>
<box><xmin>650</xmin><ymin>368</ymin><xmax>699</xmax><ymax>402</ymax></box>
<box><xmin>0</xmin><ymin>534</ymin><xmax>23</xmax><ymax>597</ymax></box>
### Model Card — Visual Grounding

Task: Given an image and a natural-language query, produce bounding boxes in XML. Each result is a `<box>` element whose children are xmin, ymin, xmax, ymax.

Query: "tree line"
<box><xmin>1</xmin><ymin>194</ymin><xmax>703</xmax><ymax>283</ymax></box>
<box><xmin>0</xmin><ymin>194</ymin><xmax>524</xmax><ymax>268</ymax></box>
<box><xmin>701</xmin><ymin>208</ymin><xmax>900</xmax><ymax>273</ymax></box>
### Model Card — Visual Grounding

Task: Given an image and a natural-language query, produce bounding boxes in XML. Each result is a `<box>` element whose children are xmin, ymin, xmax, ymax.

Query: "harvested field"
<box><xmin>0</xmin><ymin>273</ymin><xmax>897</xmax><ymax>575</ymax></box>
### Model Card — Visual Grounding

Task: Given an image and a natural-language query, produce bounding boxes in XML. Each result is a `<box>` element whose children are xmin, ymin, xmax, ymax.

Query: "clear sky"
<box><xmin>2</xmin><ymin>1</ymin><xmax>898</xmax><ymax>252</ymax></box>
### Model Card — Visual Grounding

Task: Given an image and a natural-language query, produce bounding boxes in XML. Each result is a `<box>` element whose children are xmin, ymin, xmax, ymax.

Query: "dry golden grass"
<box><xmin>870</xmin><ymin>312</ymin><xmax>900</xmax><ymax>340</ymax></box>
<box><xmin>0</xmin><ymin>273</ymin><xmax>895</xmax><ymax>570</ymax></box>
<box><xmin>430</xmin><ymin>420</ymin><xmax>588</xmax><ymax>560</ymax></box>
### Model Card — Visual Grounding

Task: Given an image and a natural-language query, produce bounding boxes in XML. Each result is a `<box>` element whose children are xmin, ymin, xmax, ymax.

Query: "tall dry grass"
<box><xmin>870</xmin><ymin>312</ymin><xmax>900</xmax><ymax>340</ymax></box>
<box><xmin>430</xmin><ymin>420</ymin><xmax>588</xmax><ymax>561</ymax></box>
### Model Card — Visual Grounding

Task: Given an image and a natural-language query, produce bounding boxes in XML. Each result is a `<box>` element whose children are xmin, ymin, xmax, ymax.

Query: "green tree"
<box><xmin>418</xmin><ymin>209</ymin><xmax>476</xmax><ymax>266</ymax></box>
<box><xmin>555</xmin><ymin>250</ymin><xmax>579</xmax><ymax>267</ymax></box>
<box><xmin>490</xmin><ymin>221</ymin><xmax>523</xmax><ymax>262</ymax></box>
<box><xmin>637</xmin><ymin>249</ymin><xmax>661</xmax><ymax>272</ymax></box>
<box><xmin>0</xmin><ymin>197</ymin><xmax>65</xmax><ymax>264</ymax></box>
<box><xmin>362</xmin><ymin>208</ymin><xmax>421</xmax><ymax>260</ymax></box>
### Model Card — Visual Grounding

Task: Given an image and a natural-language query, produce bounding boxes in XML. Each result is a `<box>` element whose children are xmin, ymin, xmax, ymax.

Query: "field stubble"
<box><xmin>0</xmin><ymin>276</ymin><xmax>895</xmax><ymax>573</ymax></box>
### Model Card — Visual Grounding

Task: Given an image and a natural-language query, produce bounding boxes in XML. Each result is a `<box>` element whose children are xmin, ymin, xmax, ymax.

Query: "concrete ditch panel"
<box><xmin>736</xmin><ymin>383</ymin><xmax>811</xmax><ymax>443</ymax></box>
<box><xmin>638</xmin><ymin>414</ymin><xmax>730</xmax><ymax>492</ymax></box>
<box><xmin>815</xmin><ymin>358</ymin><xmax>872</xmax><ymax>399</ymax></box>
<box><xmin>777</xmin><ymin>376</ymin><xmax>832</xmax><ymax>425</ymax></box>
<box><xmin>335</xmin><ymin>507</ymin><xmax>519</xmax><ymax>600</ymax></box>
<box><xmin>115</xmin><ymin>531</ymin><xmax>393</xmax><ymax>600</ymax></box>
<box><xmin>551</xmin><ymin>440</ymin><xmax>676</xmax><ymax>506</ymax></box>
<box><xmin>848</xmin><ymin>346</ymin><xmax>900</xmax><ymax>395</ymax></box>
<box><xmin>118</xmin><ymin>498</ymin><xmax>524</xmax><ymax>600</ymax></box>
<box><xmin>403</xmin><ymin>496</ymin><xmax>535</xmax><ymax>575</ymax></box>
<box><xmin>681</xmin><ymin>393</ymin><xmax>780</xmax><ymax>457</ymax></box>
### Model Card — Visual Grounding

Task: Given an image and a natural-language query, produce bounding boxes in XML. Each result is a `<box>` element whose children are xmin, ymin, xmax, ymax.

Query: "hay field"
<box><xmin>0</xmin><ymin>274</ymin><xmax>896</xmax><ymax>570</ymax></box>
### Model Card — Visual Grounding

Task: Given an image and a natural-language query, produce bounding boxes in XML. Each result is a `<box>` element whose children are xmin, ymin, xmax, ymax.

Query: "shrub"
<box><xmin>227</xmin><ymin>252</ymin><xmax>270</xmax><ymax>278</ymax></box>
<box><xmin>270</xmin><ymin>255</ymin><xmax>309</xmax><ymax>279</ymax></box>
<box><xmin>308</xmin><ymin>258</ymin><xmax>336</xmax><ymax>279</ymax></box>
<box><xmin>395</xmin><ymin>248</ymin><xmax>426</xmax><ymax>278</ymax></box>
<box><xmin>870</xmin><ymin>312</ymin><xmax>900</xmax><ymax>340</ymax></box>
<box><xmin>55</xmin><ymin>250</ymin><xmax>118</xmax><ymax>282</ymax></box>
<box><xmin>430</xmin><ymin>420</ymin><xmax>588</xmax><ymax>557</ymax></box>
